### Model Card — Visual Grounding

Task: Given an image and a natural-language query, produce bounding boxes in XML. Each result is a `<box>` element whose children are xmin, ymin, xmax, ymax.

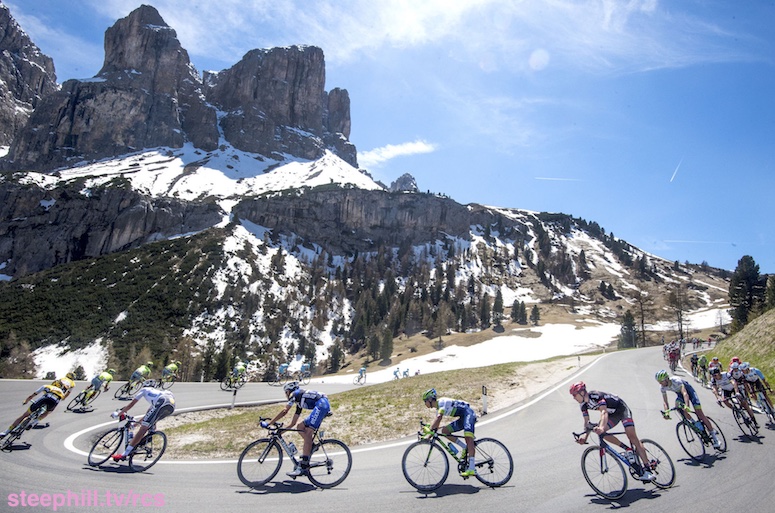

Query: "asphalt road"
<box><xmin>1</xmin><ymin>347</ymin><xmax>774</xmax><ymax>513</ymax></box>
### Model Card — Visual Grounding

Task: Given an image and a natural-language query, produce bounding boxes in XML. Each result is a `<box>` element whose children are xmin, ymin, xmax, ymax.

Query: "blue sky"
<box><xmin>6</xmin><ymin>1</ymin><xmax>774</xmax><ymax>273</ymax></box>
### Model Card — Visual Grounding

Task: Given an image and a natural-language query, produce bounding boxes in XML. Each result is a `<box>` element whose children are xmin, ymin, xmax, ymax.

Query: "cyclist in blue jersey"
<box><xmin>740</xmin><ymin>362</ymin><xmax>773</xmax><ymax>412</ymax></box>
<box><xmin>422</xmin><ymin>388</ymin><xmax>477</xmax><ymax>477</ymax></box>
<box><xmin>570</xmin><ymin>382</ymin><xmax>654</xmax><ymax>482</ymax></box>
<box><xmin>262</xmin><ymin>381</ymin><xmax>330</xmax><ymax>476</ymax></box>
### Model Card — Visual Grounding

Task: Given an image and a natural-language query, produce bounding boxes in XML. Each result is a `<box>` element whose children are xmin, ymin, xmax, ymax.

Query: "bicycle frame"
<box><xmin>574</xmin><ymin>428</ymin><xmax>643</xmax><ymax>475</ymax></box>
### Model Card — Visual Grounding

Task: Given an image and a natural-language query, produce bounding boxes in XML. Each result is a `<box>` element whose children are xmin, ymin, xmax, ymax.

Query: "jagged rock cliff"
<box><xmin>0</xmin><ymin>4</ymin><xmax>58</xmax><ymax>146</ymax></box>
<box><xmin>232</xmin><ymin>188</ymin><xmax>520</xmax><ymax>255</ymax></box>
<box><xmin>0</xmin><ymin>181</ymin><xmax>223</xmax><ymax>277</ymax></box>
<box><xmin>2</xmin><ymin>5</ymin><xmax>218</xmax><ymax>172</ymax></box>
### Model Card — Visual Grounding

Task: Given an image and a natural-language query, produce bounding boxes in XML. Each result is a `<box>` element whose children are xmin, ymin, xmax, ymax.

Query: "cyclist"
<box><xmin>130</xmin><ymin>362</ymin><xmax>153</xmax><ymax>387</ymax></box>
<box><xmin>709</xmin><ymin>367</ymin><xmax>759</xmax><ymax>428</ymax></box>
<box><xmin>0</xmin><ymin>374</ymin><xmax>75</xmax><ymax>436</ymax></box>
<box><xmin>570</xmin><ymin>382</ymin><xmax>654</xmax><ymax>481</ymax></box>
<box><xmin>110</xmin><ymin>381</ymin><xmax>176</xmax><ymax>461</ymax></box>
<box><xmin>261</xmin><ymin>381</ymin><xmax>330</xmax><ymax>477</ymax></box>
<box><xmin>162</xmin><ymin>360</ymin><xmax>181</xmax><ymax>381</ymax></box>
<box><xmin>278</xmin><ymin>362</ymin><xmax>289</xmax><ymax>379</ymax></box>
<box><xmin>728</xmin><ymin>356</ymin><xmax>742</xmax><ymax>372</ymax></box>
<box><xmin>300</xmin><ymin>362</ymin><xmax>311</xmax><ymax>377</ymax></box>
<box><xmin>698</xmin><ymin>354</ymin><xmax>708</xmax><ymax>382</ymax></box>
<box><xmin>85</xmin><ymin>368</ymin><xmax>116</xmax><ymax>402</ymax></box>
<box><xmin>421</xmin><ymin>388</ymin><xmax>477</xmax><ymax>477</ymax></box>
<box><xmin>708</xmin><ymin>356</ymin><xmax>722</xmax><ymax>373</ymax></box>
<box><xmin>690</xmin><ymin>354</ymin><xmax>699</xmax><ymax>378</ymax></box>
<box><xmin>740</xmin><ymin>362</ymin><xmax>774</xmax><ymax>412</ymax></box>
<box><xmin>233</xmin><ymin>360</ymin><xmax>247</xmax><ymax>377</ymax></box>
<box><xmin>655</xmin><ymin>370</ymin><xmax>720</xmax><ymax>448</ymax></box>
<box><xmin>358</xmin><ymin>366</ymin><xmax>366</xmax><ymax>380</ymax></box>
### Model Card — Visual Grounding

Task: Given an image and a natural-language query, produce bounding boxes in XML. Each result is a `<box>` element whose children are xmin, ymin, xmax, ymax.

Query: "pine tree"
<box><xmin>619</xmin><ymin>310</ymin><xmax>637</xmax><ymax>348</ymax></box>
<box><xmin>379</xmin><ymin>330</ymin><xmax>393</xmax><ymax>361</ymax></box>
<box><xmin>530</xmin><ymin>305</ymin><xmax>540</xmax><ymax>326</ymax></box>
<box><xmin>729</xmin><ymin>255</ymin><xmax>764</xmax><ymax>330</ymax></box>
<box><xmin>493</xmin><ymin>290</ymin><xmax>504</xmax><ymax>326</ymax></box>
<box><xmin>480</xmin><ymin>293</ymin><xmax>491</xmax><ymax>329</ymax></box>
<box><xmin>511</xmin><ymin>299</ymin><xmax>520</xmax><ymax>322</ymax></box>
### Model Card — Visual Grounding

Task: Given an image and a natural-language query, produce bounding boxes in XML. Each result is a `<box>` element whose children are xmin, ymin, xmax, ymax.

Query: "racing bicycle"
<box><xmin>572</xmin><ymin>424</ymin><xmax>675</xmax><ymax>500</ymax></box>
<box><xmin>237</xmin><ymin>417</ymin><xmax>352</xmax><ymax>489</ymax></box>
<box><xmin>0</xmin><ymin>405</ymin><xmax>48</xmax><ymax>451</ymax></box>
<box><xmin>402</xmin><ymin>421</ymin><xmax>513</xmax><ymax>492</ymax></box>
<box><xmin>113</xmin><ymin>380</ymin><xmax>143</xmax><ymax>400</ymax></box>
<box><xmin>726</xmin><ymin>395</ymin><xmax>759</xmax><ymax>439</ymax></box>
<box><xmin>664</xmin><ymin>407</ymin><xmax>726</xmax><ymax>461</ymax></box>
<box><xmin>66</xmin><ymin>387</ymin><xmax>101</xmax><ymax>412</ymax></box>
<box><xmin>87</xmin><ymin>414</ymin><xmax>167</xmax><ymax>472</ymax></box>
<box><xmin>752</xmin><ymin>389</ymin><xmax>775</xmax><ymax>424</ymax></box>
<box><xmin>221</xmin><ymin>373</ymin><xmax>247</xmax><ymax>391</ymax></box>
<box><xmin>353</xmin><ymin>372</ymin><xmax>366</xmax><ymax>385</ymax></box>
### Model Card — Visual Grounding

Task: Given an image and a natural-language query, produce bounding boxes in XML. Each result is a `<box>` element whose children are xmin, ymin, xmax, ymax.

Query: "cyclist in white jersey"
<box><xmin>740</xmin><ymin>362</ymin><xmax>774</xmax><ymax>412</ymax></box>
<box><xmin>710</xmin><ymin>367</ymin><xmax>758</xmax><ymax>427</ymax></box>
<box><xmin>110</xmin><ymin>382</ymin><xmax>175</xmax><ymax>461</ymax></box>
<box><xmin>655</xmin><ymin>370</ymin><xmax>720</xmax><ymax>448</ymax></box>
<box><xmin>422</xmin><ymin>388</ymin><xmax>477</xmax><ymax>477</ymax></box>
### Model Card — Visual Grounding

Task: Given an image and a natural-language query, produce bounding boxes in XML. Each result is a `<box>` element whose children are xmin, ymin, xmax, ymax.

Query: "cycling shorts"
<box><xmin>303</xmin><ymin>397</ymin><xmax>330</xmax><ymax>430</ymax></box>
<box><xmin>749</xmin><ymin>380</ymin><xmax>766</xmax><ymax>394</ymax></box>
<box><xmin>674</xmin><ymin>383</ymin><xmax>702</xmax><ymax>408</ymax></box>
<box><xmin>162</xmin><ymin>368</ymin><xmax>174</xmax><ymax>378</ymax></box>
<box><xmin>91</xmin><ymin>376</ymin><xmax>105</xmax><ymax>390</ymax></box>
<box><xmin>720</xmin><ymin>388</ymin><xmax>736</xmax><ymax>399</ymax></box>
<box><xmin>141</xmin><ymin>395</ymin><xmax>176</xmax><ymax>428</ymax></box>
<box><xmin>446</xmin><ymin>405</ymin><xmax>477</xmax><ymax>437</ymax></box>
<box><xmin>30</xmin><ymin>395</ymin><xmax>58</xmax><ymax>413</ymax></box>
<box><xmin>130</xmin><ymin>371</ymin><xmax>146</xmax><ymax>383</ymax></box>
<box><xmin>604</xmin><ymin>403</ymin><xmax>634</xmax><ymax>430</ymax></box>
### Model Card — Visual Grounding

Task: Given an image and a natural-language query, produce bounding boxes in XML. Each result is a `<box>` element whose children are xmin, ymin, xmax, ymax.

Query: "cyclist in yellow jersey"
<box><xmin>1</xmin><ymin>374</ymin><xmax>75</xmax><ymax>436</ymax></box>
<box><xmin>162</xmin><ymin>361</ymin><xmax>181</xmax><ymax>381</ymax></box>
<box><xmin>130</xmin><ymin>362</ymin><xmax>153</xmax><ymax>386</ymax></box>
<box><xmin>85</xmin><ymin>369</ymin><xmax>116</xmax><ymax>401</ymax></box>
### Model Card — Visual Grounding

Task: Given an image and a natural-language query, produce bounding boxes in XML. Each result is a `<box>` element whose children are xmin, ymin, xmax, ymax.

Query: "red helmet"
<box><xmin>569</xmin><ymin>382</ymin><xmax>586</xmax><ymax>396</ymax></box>
<box><xmin>731</xmin><ymin>356</ymin><xmax>741</xmax><ymax>363</ymax></box>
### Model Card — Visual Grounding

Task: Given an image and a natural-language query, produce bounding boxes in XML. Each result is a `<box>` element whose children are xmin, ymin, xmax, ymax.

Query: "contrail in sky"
<box><xmin>670</xmin><ymin>158</ymin><xmax>683</xmax><ymax>182</ymax></box>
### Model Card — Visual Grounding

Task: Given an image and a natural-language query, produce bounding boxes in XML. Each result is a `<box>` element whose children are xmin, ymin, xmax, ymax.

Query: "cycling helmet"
<box><xmin>283</xmin><ymin>381</ymin><xmax>299</xmax><ymax>394</ymax></box>
<box><xmin>422</xmin><ymin>388</ymin><xmax>437</xmax><ymax>402</ymax></box>
<box><xmin>741</xmin><ymin>362</ymin><xmax>750</xmax><ymax>371</ymax></box>
<box><xmin>655</xmin><ymin>370</ymin><xmax>669</xmax><ymax>382</ymax></box>
<box><xmin>175</xmin><ymin>360</ymin><xmax>182</xmax><ymax>366</ymax></box>
<box><xmin>711</xmin><ymin>356</ymin><xmax>719</xmax><ymax>361</ymax></box>
<box><xmin>65</xmin><ymin>372</ymin><xmax>75</xmax><ymax>380</ymax></box>
<box><xmin>569</xmin><ymin>382</ymin><xmax>586</xmax><ymax>396</ymax></box>
<box><xmin>107</xmin><ymin>368</ymin><xmax>116</xmax><ymax>375</ymax></box>
<box><xmin>731</xmin><ymin>356</ymin><xmax>741</xmax><ymax>364</ymax></box>
<box><xmin>146</xmin><ymin>361</ymin><xmax>154</xmax><ymax>367</ymax></box>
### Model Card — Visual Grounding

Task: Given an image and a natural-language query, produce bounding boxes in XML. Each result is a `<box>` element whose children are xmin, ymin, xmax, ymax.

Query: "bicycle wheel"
<box><xmin>220</xmin><ymin>377</ymin><xmax>231</xmax><ymax>391</ymax></box>
<box><xmin>67</xmin><ymin>392</ymin><xmax>86</xmax><ymax>412</ymax></box>
<box><xmin>474</xmin><ymin>437</ymin><xmax>514</xmax><ymax>487</ymax></box>
<box><xmin>300</xmin><ymin>372</ymin><xmax>311</xmax><ymax>386</ymax></box>
<box><xmin>88</xmin><ymin>428</ymin><xmax>123</xmax><ymax>466</ymax></box>
<box><xmin>236</xmin><ymin>374</ymin><xmax>247</xmax><ymax>389</ymax></box>
<box><xmin>640</xmin><ymin>439</ymin><xmax>675</xmax><ymax>489</ymax></box>
<box><xmin>675</xmin><ymin>421</ymin><xmax>705</xmax><ymax>461</ymax></box>
<box><xmin>402</xmin><ymin>440</ymin><xmax>450</xmax><ymax>492</ymax></box>
<box><xmin>128</xmin><ymin>380</ymin><xmax>143</xmax><ymax>395</ymax></box>
<box><xmin>114</xmin><ymin>383</ymin><xmax>130</xmax><ymax>399</ymax></box>
<box><xmin>732</xmin><ymin>406</ymin><xmax>757</xmax><ymax>438</ymax></box>
<box><xmin>580</xmin><ymin>445</ymin><xmax>627</xmax><ymax>500</ymax></box>
<box><xmin>85</xmin><ymin>388</ymin><xmax>101</xmax><ymax>405</ymax></box>
<box><xmin>707</xmin><ymin>417</ymin><xmax>727</xmax><ymax>452</ymax></box>
<box><xmin>237</xmin><ymin>438</ymin><xmax>282</xmax><ymax>487</ymax></box>
<box><xmin>306</xmin><ymin>438</ymin><xmax>353</xmax><ymax>488</ymax></box>
<box><xmin>129</xmin><ymin>431</ymin><xmax>167</xmax><ymax>472</ymax></box>
<box><xmin>160</xmin><ymin>377</ymin><xmax>175</xmax><ymax>390</ymax></box>
<box><xmin>353</xmin><ymin>375</ymin><xmax>361</xmax><ymax>385</ymax></box>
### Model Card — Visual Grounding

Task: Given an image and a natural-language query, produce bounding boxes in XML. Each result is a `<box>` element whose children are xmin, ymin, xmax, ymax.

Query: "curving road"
<box><xmin>1</xmin><ymin>347</ymin><xmax>774</xmax><ymax>512</ymax></box>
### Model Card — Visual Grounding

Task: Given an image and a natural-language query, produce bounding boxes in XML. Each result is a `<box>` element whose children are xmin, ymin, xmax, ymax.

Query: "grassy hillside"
<box><xmin>710</xmin><ymin>309</ymin><xmax>775</xmax><ymax>380</ymax></box>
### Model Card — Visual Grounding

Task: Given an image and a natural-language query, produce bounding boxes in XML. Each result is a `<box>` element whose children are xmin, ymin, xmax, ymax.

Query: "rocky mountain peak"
<box><xmin>0</xmin><ymin>4</ymin><xmax>357</xmax><ymax>172</ymax></box>
<box><xmin>389</xmin><ymin>173</ymin><xmax>419</xmax><ymax>193</ymax></box>
<box><xmin>0</xmin><ymin>4</ymin><xmax>58</xmax><ymax>146</ymax></box>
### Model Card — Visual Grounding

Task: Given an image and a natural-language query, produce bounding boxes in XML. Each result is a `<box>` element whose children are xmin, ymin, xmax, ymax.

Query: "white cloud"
<box><xmin>359</xmin><ymin>140</ymin><xmax>437</xmax><ymax>169</ymax></box>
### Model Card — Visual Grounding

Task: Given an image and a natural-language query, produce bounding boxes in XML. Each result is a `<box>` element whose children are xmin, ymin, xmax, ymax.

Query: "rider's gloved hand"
<box><xmin>260</xmin><ymin>421</ymin><xmax>269</xmax><ymax>428</ymax></box>
<box><xmin>661</xmin><ymin>410</ymin><xmax>670</xmax><ymax>419</ymax></box>
<box><xmin>421</xmin><ymin>425</ymin><xmax>435</xmax><ymax>438</ymax></box>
